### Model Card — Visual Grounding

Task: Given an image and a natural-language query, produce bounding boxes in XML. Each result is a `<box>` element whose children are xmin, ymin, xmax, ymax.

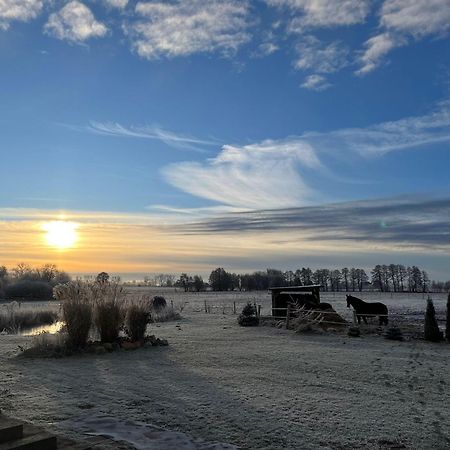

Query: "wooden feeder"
<box><xmin>269</xmin><ymin>285</ymin><xmax>321</xmax><ymax>318</ymax></box>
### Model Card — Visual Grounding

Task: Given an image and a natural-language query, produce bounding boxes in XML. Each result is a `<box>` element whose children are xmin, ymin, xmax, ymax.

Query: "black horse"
<box><xmin>346</xmin><ymin>295</ymin><xmax>388</xmax><ymax>325</ymax></box>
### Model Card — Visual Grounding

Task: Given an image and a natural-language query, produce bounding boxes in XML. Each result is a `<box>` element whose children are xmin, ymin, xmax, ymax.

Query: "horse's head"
<box><xmin>346</xmin><ymin>295</ymin><xmax>351</xmax><ymax>308</ymax></box>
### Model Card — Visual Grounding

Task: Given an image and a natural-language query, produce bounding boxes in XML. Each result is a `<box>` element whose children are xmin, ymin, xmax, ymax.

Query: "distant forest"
<box><xmin>140</xmin><ymin>265</ymin><xmax>450</xmax><ymax>293</ymax></box>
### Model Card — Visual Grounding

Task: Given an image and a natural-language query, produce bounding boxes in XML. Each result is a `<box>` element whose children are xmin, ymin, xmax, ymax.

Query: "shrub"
<box><xmin>54</xmin><ymin>282</ymin><xmax>93</xmax><ymax>349</ymax></box>
<box><xmin>238</xmin><ymin>302</ymin><xmax>259</xmax><ymax>327</ymax></box>
<box><xmin>5</xmin><ymin>280</ymin><xmax>53</xmax><ymax>300</ymax></box>
<box><xmin>151</xmin><ymin>296</ymin><xmax>167</xmax><ymax>311</ymax></box>
<box><xmin>446</xmin><ymin>293</ymin><xmax>450</xmax><ymax>343</ymax></box>
<box><xmin>94</xmin><ymin>282</ymin><xmax>126</xmax><ymax>343</ymax></box>
<box><xmin>125</xmin><ymin>298</ymin><xmax>152</xmax><ymax>342</ymax></box>
<box><xmin>424</xmin><ymin>297</ymin><xmax>443</xmax><ymax>342</ymax></box>
<box><xmin>384</xmin><ymin>326</ymin><xmax>403</xmax><ymax>341</ymax></box>
<box><xmin>152</xmin><ymin>306</ymin><xmax>181</xmax><ymax>322</ymax></box>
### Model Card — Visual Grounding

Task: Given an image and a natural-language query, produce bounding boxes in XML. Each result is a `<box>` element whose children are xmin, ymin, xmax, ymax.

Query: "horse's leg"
<box><xmin>357</xmin><ymin>315</ymin><xmax>361</xmax><ymax>324</ymax></box>
<box><xmin>362</xmin><ymin>316</ymin><xmax>368</xmax><ymax>325</ymax></box>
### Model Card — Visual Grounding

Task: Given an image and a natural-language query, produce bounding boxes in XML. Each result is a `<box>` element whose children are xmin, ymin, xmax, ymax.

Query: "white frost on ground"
<box><xmin>1</xmin><ymin>291</ymin><xmax>450</xmax><ymax>449</ymax></box>
<box><xmin>62</xmin><ymin>414</ymin><xmax>237</xmax><ymax>449</ymax></box>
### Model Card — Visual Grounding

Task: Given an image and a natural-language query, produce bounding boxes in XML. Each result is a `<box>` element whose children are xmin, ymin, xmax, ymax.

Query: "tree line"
<box><xmin>0</xmin><ymin>263</ymin><xmax>71</xmax><ymax>300</ymax></box>
<box><xmin>171</xmin><ymin>265</ymin><xmax>449</xmax><ymax>293</ymax></box>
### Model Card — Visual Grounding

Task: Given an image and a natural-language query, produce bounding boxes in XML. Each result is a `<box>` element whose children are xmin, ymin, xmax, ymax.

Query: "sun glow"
<box><xmin>42</xmin><ymin>221</ymin><xmax>79</xmax><ymax>249</ymax></box>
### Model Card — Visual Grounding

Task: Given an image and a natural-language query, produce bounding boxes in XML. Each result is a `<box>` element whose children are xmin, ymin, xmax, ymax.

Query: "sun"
<box><xmin>42</xmin><ymin>221</ymin><xmax>79</xmax><ymax>249</ymax></box>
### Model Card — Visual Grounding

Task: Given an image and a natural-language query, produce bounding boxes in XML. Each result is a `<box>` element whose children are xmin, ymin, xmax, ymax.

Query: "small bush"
<box><xmin>125</xmin><ymin>298</ymin><xmax>152</xmax><ymax>342</ymax></box>
<box><xmin>238</xmin><ymin>302</ymin><xmax>259</xmax><ymax>327</ymax></box>
<box><xmin>54</xmin><ymin>282</ymin><xmax>93</xmax><ymax>349</ymax></box>
<box><xmin>424</xmin><ymin>297</ymin><xmax>443</xmax><ymax>342</ymax></box>
<box><xmin>151</xmin><ymin>296</ymin><xmax>167</xmax><ymax>311</ymax></box>
<box><xmin>94</xmin><ymin>282</ymin><xmax>126</xmax><ymax>343</ymax></box>
<box><xmin>152</xmin><ymin>306</ymin><xmax>181</xmax><ymax>322</ymax></box>
<box><xmin>384</xmin><ymin>326</ymin><xmax>403</xmax><ymax>341</ymax></box>
<box><xmin>5</xmin><ymin>280</ymin><xmax>53</xmax><ymax>300</ymax></box>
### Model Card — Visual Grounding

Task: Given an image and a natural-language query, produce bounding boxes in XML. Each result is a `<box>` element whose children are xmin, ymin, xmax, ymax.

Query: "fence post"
<box><xmin>258</xmin><ymin>304</ymin><xmax>261</xmax><ymax>319</ymax></box>
<box><xmin>353</xmin><ymin>310</ymin><xmax>357</xmax><ymax>325</ymax></box>
<box><xmin>204</xmin><ymin>300</ymin><xmax>208</xmax><ymax>313</ymax></box>
<box><xmin>233</xmin><ymin>301</ymin><xmax>236</xmax><ymax>315</ymax></box>
<box><xmin>285</xmin><ymin>304</ymin><xmax>291</xmax><ymax>329</ymax></box>
<box><xmin>171</xmin><ymin>300</ymin><xmax>174</xmax><ymax>309</ymax></box>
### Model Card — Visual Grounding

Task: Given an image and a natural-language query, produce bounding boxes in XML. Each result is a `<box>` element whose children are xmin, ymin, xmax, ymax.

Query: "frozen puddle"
<box><xmin>62</xmin><ymin>414</ymin><xmax>238</xmax><ymax>450</ymax></box>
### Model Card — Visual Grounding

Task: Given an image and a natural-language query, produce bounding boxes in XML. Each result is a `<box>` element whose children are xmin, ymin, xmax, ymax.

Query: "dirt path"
<box><xmin>1</xmin><ymin>313</ymin><xmax>450</xmax><ymax>449</ymax></box>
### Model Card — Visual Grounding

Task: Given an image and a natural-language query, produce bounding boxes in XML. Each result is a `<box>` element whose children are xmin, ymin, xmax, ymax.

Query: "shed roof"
<box><xmin>268</xmin><ymin>285</ymin><xmax>321</xmax><ymax>292</ymax></box>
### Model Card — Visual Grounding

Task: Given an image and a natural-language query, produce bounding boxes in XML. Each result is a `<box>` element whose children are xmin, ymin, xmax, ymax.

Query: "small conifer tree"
<box><xmin>424</xmin><ymin>297</ymin><xmax>443</xmax><ymax>342</ymax></box>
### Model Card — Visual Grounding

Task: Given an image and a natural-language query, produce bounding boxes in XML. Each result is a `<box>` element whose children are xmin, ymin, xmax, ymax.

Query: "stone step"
<box><xmin>0</xmin><ymin>419</ymin><xmax>23</xmax><ymax>444</ymax></box>
<box><xmin>0</xmin><ymin>432</ymin><xmax>57</xmax><ymax>450</ymax></box>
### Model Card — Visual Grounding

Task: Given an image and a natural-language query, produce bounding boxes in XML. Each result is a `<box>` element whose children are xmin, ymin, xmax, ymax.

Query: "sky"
<box><xmin>1</xmin><ymin>0</ymin><xmax>450</xmax><ymax>279</ymax></box>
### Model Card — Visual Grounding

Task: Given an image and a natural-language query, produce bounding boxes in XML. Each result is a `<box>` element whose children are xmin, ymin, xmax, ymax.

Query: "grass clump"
<box><xmin>54</xmin><ymin>282</ymin><xmax>93</xmax><ymax>349</ymax></box>
<box><xmin>125</xmin><ymin>296</ymin><xmax>152</xmax><ymax>342</ymax></box>
<box><xmin>94</xmin><ymin>282</ymin><xmax>126</xmax><ymax>343</ymax></box>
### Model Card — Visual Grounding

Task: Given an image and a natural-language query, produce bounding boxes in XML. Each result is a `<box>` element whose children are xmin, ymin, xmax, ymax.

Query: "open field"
<box><xmin>1</xmin><ymin>291</ymin><xmax>450</xmax><ymax>449</ymax></box>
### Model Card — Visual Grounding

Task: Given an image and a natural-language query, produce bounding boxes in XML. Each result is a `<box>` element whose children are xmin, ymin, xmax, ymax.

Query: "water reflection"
<box><xmin>21</xmin><ymin>321</ymin><xmax>64</xmax><ymax>336</ymax></box>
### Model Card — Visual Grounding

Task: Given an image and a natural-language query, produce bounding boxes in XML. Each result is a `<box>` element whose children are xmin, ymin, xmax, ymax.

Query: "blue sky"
<box><xmin>1</xmin><ymin>0</ymin><xmax>450</xmax><ymax>277</ymax></box>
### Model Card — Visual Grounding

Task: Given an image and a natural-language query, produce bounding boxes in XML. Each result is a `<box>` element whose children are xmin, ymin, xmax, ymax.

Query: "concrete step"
<box><xmin>0</xmin><ymin>419</ymin><xmax>23</xmax><ymax>444</ymax></box>
<box><xmin>0</xmin><ymin>432</ymin><xmax>57</xmax><ymax>450</ymax></box>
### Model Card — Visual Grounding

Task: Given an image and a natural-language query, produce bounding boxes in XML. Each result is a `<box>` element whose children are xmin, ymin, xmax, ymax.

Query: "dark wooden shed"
<box><xmin>269</xmin><ymin>285</ymin><xmax>321</xmax><ymax>318</ymax></box>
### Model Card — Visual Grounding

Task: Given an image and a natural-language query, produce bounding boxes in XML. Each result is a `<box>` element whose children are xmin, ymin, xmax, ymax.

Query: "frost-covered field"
<box><xmin>1</xmin><ymin>290</ymin><xmax>450</xmax><ymax>449</ymax></box>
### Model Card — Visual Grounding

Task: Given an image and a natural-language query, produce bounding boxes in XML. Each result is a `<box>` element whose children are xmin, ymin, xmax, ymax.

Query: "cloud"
<box><xmin>310</xmin><ymin>102</ymin><xmax>450</xmax><ymax>156</ymax></box>
<box><xmin>125</xmin><ymin>0</ymin><xmax>250</xmax><ymax>59</ymax></box>
<box><xmin>295</xmin><ymin>35</ymin><xmax>349</xmax><ymax>73</ymax></box>
<box><xmin>159</xmin><ymin>102</ymin><xmax>450</xmax><ymax>211</ymax></box>
<box><xmin>301</xmin><ymin>74</ymin><xmax>331</xmax><ymax>91</ymax></box>
<box><xmin>44</xmin><ymin>1</ymin><xmax>107</xmax><ymax>43</ymax></box>
<box><xmin>179</xmin><ymin>195</ymin><xmax>450</xmax><ymax>251</ymax></box>
<box><xmin>267</xmin><ymin>0</ymin><xmax>371</xmax><ymax>30</ymax></box>
<box><xmin>0</xmin><ymin>0</ymin><xmax>43</xmax><ymax>30</ymax></box>
<box><xmin>103</xmin><ymin>0</ymin><xmax>128</xmax><ymax>9</ymax></box>
<box><xmin>162</xmin><ymin>139</ymin><xmax>322</xmax><ymax>210</ymax></box>
<box><xmin>358</xmin><ymin>0</ymin><xmax>450</xmax><ymax>74</ymax></box>
<box><xmin>87</xmin><ymin>121</ymin><xmax>217</xmax><ymax>152</ymax></box>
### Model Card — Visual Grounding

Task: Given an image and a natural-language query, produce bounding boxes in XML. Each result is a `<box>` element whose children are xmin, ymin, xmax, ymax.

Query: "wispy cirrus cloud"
<box><xmin>160</xmin><ymin>102</ymin><xmax>450</xmax><ymax>210</ymax></box>
<box><xmin>358</xmin><ymin>0</ymin><xmax>450</xmax><ymax>75</ymax></box>
<box><xmin>307</xmin><ymin>102</ymin><xmax>450</xmax><ymax>156</ymax></box>
<box><xmin>300</xmin><ymin>74</ymin><xmax>331</xmax><ymax>91</ymax></box>
<box><xmin>294</xmin><ymin>36</ymin><xmax>349</xmax><ymax>74</ymax></box>
<box><xmin>267</xmin><ymin>0</ymin><xmax>371</xmax><ymax>30</ymax></box>
<box><xmin>44</xmin><ymin>1</ymin><xmax>107</xmax><ymax>43</ymax></box>
<box><xmin>87</xmin><ymin>121</ymin><xmax>218</xmax><ymax>152</ymax></box>
<box><xmin>0</xmin><ymin>0</ymin><xmax>43</xmax><ymax>30</ymax></box>
<box><xmin>162</xmin><ymin>139</ymin><xmax>323</xmax><ymax>210</ymax></box>
<box><xmin>178</xmin><ymin>195</ymin><xmax>450</xmax><ymax>251</ymax></box>
<box><xmin>124</xmin><ymin>0</ymin><xmax>251</xmax><ymax>59</ymax></box>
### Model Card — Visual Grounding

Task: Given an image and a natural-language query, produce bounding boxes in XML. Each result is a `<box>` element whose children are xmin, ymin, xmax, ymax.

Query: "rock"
<box><xmin>160</xmin><ymin>339</ymin><xmax>169</xmax><ymax>346</ymax></box>
<box><xmin>121</xmin><ymin>341</ymin><xmax>140</xmax><ymax>350</ymax></box>
<box><xmin>94</xmin><ymin>345</ymin><xmax>107</xmax><ymax>355</ymax></box>
<box><xmin>103</xmin><ymin>343</ymin><xmax>114</xmax><ymax>352</ymax></box>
